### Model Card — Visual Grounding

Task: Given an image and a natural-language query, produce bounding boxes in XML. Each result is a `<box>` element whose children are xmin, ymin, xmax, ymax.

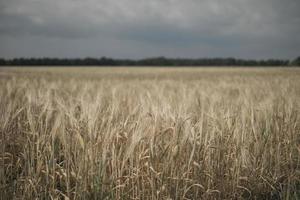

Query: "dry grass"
<box><xmin>1</xmin><ymin>67</ymin><xmax>300</xmax><ymax>199</ymax></box>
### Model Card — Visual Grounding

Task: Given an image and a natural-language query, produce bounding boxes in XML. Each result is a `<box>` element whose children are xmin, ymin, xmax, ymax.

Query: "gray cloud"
<box><xmin>0</xmin><ymin>0</ymin><xmax>299</xmax><ymax>59</ymax></box>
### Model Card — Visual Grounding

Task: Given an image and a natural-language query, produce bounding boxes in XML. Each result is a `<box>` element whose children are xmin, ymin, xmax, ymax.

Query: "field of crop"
<box><xmin>1</xmin><ymin>67</ymin><xmax>300</xmax><ymax>199</ymax></box>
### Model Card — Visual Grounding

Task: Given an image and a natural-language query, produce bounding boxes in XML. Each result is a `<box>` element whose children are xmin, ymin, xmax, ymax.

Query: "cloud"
<box><xmin>0</xmin><ymin>0</ymin><xmax>299</xmax><ymax>59</ymax></box>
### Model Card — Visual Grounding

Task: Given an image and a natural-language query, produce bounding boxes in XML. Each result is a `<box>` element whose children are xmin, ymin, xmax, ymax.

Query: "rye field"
<box><xmin>0</xmin><ymin>67</ymin><xmax>300</xmax><ymax>199</ymax></box>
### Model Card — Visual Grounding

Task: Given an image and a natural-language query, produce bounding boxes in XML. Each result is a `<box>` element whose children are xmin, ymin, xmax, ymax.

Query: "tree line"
<box><xmin>0</xmin><ymin>56</ymin><xmax>299</xmax><ymax>66</ymax></box>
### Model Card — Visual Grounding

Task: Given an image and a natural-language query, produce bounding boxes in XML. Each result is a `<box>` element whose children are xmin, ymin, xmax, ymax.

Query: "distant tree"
<box><xmin>0</xmin><ymin>57</ymin><xmax>294</xmax><ymax>66</ymax></box>
<box><xmin>291</xmin><ymin>57</ymin><xmax>300</xmax><ymax>66</ymax></box>
<box><xmin>0</xmin><ymin>59</ymin><xmax>6</xmax><ymax>65</ymax></box>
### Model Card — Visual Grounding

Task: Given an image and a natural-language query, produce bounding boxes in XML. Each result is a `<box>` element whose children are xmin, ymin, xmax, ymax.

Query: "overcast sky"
<box><xmin>0</xmin><ymin>0</ymin><xmax>299</xmax><ymax>59</ymax></box>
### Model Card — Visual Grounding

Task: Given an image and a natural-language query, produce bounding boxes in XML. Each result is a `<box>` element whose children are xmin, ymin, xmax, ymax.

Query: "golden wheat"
<box><xmin>1</xmin><ymin>67</ymin><xmax>300</xmax><ymax>199</ymax></box>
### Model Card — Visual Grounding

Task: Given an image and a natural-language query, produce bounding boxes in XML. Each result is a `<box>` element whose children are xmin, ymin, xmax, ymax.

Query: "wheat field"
<box><xmin>1</xmin><ymin>67</ymin><xmax>300</xmax><ymax>199</ymax></box>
